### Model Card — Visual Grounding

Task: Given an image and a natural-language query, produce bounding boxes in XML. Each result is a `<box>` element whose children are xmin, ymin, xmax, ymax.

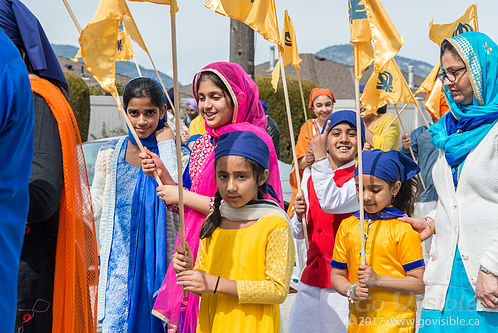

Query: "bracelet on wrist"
<box><xmin>346</xmin><ymin>284</ymin><xmax>357</xmax><ymax>303</ymax></box>
<box><xmin>213</xmin><ymin>276</ymin><xmax>221</xmax><ymax>294</ymax></box>
<box><xmin>315</xmin><ymin>155</ymin><xmax>327</xmax><ymax>163</ymax></box>
<box><xmin>424</xmin><ymin>217</ymin><xmax>435</xmax><ymax>235</ymax></box>
<box><xmin>480</xmin><ymin>265</ymin><xmax>496</xmax><ymax>276</ymax></box>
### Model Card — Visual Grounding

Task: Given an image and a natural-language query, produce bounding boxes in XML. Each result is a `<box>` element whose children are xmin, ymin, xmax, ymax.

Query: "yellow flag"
<box><xmin>348</xmin><ymin>0</ymin><xmax>373</xmax><ymax>78</ymax></box>
<box><xmin>360</xmin><ymin>58</ymin><xmax>416</xmax><ymax>114</ymax></box>
<box><xmin>205</xmin><ymin>0</ymin><xmax>281</xmax><ymax>45</ymax></box>
<box><xmin>425</xmin><ymin>79</ymin><xmax>444</xmax><ymax>120</ymax></box>
<box><xmin>414</xmin><ymin>63</ymin><xmax>440</xmax><ymax>95</ymax></box>
<box><xmin>116</xmin><ymin>23</ymin><xmax>134</xmax><ymax>61</ymax></box>
<box><xmin>128</xmin><ymin>0</ymin><xmax>179</xmax><ymax>15</ymax></box>
<box><xmin>78</xmin><ymin>0</ymin><xmax>151</xmax><ymax>94</ymax></box>
<box><xmin>271</xmin><ymin>10</ymin><xmax>302</xmax><ymax>90</ymax></box>
<box><xmin>429</xmin><ymin>4</ymin><xmax>478</xmax><ymax>46</ymax></box>
<box><xmin>364</xmin><ymin>0</ymin><xmax>404</xmax><ymax>72</ymax></box>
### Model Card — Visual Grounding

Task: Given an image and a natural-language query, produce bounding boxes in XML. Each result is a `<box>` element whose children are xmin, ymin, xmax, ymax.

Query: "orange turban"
<box><xmin>309</xmin><ymin>88</ymin><xmax>336</xmax><ymax>109</ymax></box>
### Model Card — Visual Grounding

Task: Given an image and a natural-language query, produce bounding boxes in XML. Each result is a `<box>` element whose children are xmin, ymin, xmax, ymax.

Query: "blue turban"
<box><xmin>215</xmin><ymin>131</ymin><xmax>269</xmax><ymax>169</ymax></box>
<box><xmin>215</xmin><ymin>131</ymin><xmax>280</xmax><ymax>202</ymax></box>
<box><xmin>354</xmin><ymin>149</ymin><xmax>420</xmax><ymax>184</ymax></box>
<box><xmin>321</xmin><ymin>110</ymin><xmax>366</xmax><ymax>147</ymax></box>
<box><xmin>0</xmin><ymin>0</ymin><xmax>68</xmax><ymax>92</ymax></box>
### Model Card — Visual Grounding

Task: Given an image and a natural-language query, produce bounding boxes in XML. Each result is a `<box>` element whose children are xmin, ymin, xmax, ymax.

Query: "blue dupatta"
<box><xmin>429</xmin><ymin>32</ymin><xmax>498</xmax><ymax>167</ymax></box>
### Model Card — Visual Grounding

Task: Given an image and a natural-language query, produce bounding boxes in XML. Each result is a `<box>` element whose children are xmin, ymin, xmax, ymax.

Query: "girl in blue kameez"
<box><xmin>91</xmin><ymin>77</ymin><xmax>179</xmax><ymax>332</ymax></box>
<box><xmin>401</xmin><ymin>31</ymin><xmax>498</xmax><ymax>332</ymax></box>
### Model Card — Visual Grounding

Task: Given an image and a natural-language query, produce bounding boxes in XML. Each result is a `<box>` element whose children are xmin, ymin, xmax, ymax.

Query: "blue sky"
<box><xmin>23</xmin><ymin>0</ymin><xmax>498</xmax><ymax>84</ymax></box>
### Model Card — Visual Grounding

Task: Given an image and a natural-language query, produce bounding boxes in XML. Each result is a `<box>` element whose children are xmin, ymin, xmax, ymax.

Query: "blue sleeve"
<box><xmin>0</xmin><ymin>31</ymin><xmax>34</xmax><ymax>332</ymax></box>
<box><xmin>182</xmin><ymin>159</ymin><xmax>191</xmax><ymax>190</ymax></box>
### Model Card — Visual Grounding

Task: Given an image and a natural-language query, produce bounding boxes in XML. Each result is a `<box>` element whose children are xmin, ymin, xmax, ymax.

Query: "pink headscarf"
<box><xmin>152</xmin><ymin>62</ymin><xmax>282</xmax><ymax>332</ymax></box>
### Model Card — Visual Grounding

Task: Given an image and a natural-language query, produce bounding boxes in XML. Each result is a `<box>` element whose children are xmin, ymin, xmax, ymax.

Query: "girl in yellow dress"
<box><xmin>330</xmin><ymin>150</ymin><xmax>425</xmax><ymax>332</ymax></box>
<box><xmin>173</xmin><ymin>130</ymin><xmax>295</xmax><ymax>333</ymax></box>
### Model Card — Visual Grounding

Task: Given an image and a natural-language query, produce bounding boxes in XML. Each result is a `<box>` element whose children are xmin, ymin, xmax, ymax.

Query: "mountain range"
<box><xmin>315</xmin><ymin>44</ymin><xmax>433</xmax><ymax>78</ymax></box>
<box><xmin>51</xmin><ymin>44</ymin><xmax>176</xmax><ymax>86</ymax></box>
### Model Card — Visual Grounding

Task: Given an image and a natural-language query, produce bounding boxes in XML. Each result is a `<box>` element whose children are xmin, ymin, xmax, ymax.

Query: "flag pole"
<box><xmin>61</xmin><ymin>0</ymin><xmax>82</xmax><ymax>33</ymax></box>
<box><xmin>296</xmin><ymin>71</ymin><xmax>311</xmax><ymax>139</ymax></box>
<box><xmin>379</xmin><ymin>102</ymin><xmax>410</xmax><ymax>137</ymax></box>
<box><xmin>279</xmin><ymin>50</ymin><xmax>309</xmax><ymax>250</ymax></box>
<box><xmin>394</xmin><ymin>105</ymin><xmax>427</xmax><ymax>191</ymax></box>
<box><xmin>169</xmin><ymin>2</ymin><xmax>186</xmax><ymax>252</ymax></box>
<box><xmin>354</xmin><ymin>78</ymin><xmax>366</xmax><ymax>266</ymax></box>
<box><xmin>413</xmin><ymin>99</ymin><xmax>431</xmax><ymax>128</ymax></box>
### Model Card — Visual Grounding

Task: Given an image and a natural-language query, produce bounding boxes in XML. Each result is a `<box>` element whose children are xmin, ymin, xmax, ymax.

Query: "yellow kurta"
<box><xmin>369</xmin><ymin>113</ymin><xmax>401</xmax><ymax>151</ymax></box>
<box><xmin>331</xmin><ymin>216</ymin><xmax>424</xmax><ymax>333</ymax></box>
<box><xmin>194</xmin><ymin>215</ymin><xmax>295</xmax><ymax>333</ymax></box>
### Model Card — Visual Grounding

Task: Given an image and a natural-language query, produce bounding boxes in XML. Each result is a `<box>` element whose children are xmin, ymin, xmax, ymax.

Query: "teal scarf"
<box><xmin>429</xmin><ymin>32</ymin><xmax>498</xmax><ymax>167</ymax></box>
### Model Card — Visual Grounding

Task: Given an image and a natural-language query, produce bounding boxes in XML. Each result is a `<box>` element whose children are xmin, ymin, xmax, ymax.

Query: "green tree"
<box><xmin>64</xmin><ymin>72</ymin><xmax>91</xmax><ymax>142</ymax></box>
<box><xmin>256</xmin><ymin>75</ymin><xmax>317</xmax><ymax>164</ymax></box>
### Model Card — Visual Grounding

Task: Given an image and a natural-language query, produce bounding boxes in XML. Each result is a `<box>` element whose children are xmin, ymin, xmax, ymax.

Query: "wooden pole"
<box><xmin>394</xmin><ymin>105</ymin><xmax>427</xmax><ymax>191</ymax></box>
<box><xmin>354</xmin><ymin>79</ymin><xmax>366</xmax><ymax>266</ymax></box>
<box><xmin>297</xmin><ymin>71</ymin><xmax>311</xmax><ymax>139</ymax></box>
<box><xmin>413</xmin><ymin>98</ymin><xmax>430</xmax><ymax>128</ymax></box>
<box><xmin>169</xmin><ymin>3</ymin><xmax>186</xmax><ymax>251</ymax></box>
<box><xmin>279</xmin><ymin>51</ymin><xmax>309</xmax><ymax>250</ymax></box>
<box><xmin>112</xmin><ymin>94</ymin><xmax>163</xmax><ymax>186</ymax></box>
<box><xmin>133</xmin><ymin>56</ymin><xmax>142</xmax><ymax>76</ymax></box>
<box><xmin>379</xmin><ymin>103</ymin><xmax>409</xmax><ymax>137</ymax></box>
<box><xmin>61</xmin><ymin>0</ymin><xmax>82</xmax><ymax>33</ymax></box>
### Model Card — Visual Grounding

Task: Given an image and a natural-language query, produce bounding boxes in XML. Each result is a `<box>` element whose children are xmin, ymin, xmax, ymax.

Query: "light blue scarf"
<box><xmin>429</xmin><ymin>32</ymin><xmax>498</xmax><ymax>167</ymax></box>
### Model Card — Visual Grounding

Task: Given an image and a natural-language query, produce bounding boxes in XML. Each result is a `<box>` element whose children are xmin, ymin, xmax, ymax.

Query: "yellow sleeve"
<box><xmin>371</xmin><ymin>114</ymin><xmax>401</xmax><ymax>151</ymax></box>
<box><xmin>331</xmin><ymin>218</ymin><xmax>349</xmax><ymax>270</ymax></box>
<box><xmin>193</xmin><ymin>238</ymin><xmax>207</xmax><ymax>273</ymax></box>
<box><xmin>396</xmin><ymin>223</ymin><xmax>425</xmax><ymax>272</ymax></box>
<box><xmin>236</xmin><ymin>226</ymin><xmax>295</xmax><ymax>304</ymax></box>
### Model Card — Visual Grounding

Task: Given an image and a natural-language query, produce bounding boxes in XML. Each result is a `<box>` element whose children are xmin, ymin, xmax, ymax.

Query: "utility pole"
<box><xmin>229</xmin><ymin>18</ymin><xmax>255</xmax><ymax>78</ymax></box>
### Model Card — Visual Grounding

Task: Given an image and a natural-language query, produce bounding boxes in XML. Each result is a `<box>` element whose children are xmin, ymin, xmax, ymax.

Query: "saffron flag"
<box><xmin>429</xmin><ymin>4</ymin><xmax>478</xmax><ymax>46</ymax></box>
<box><xmin>271</xmin><ymin>10</ymin><xmax>303</xmax><ymax>90</ymax></box>
<box><xmin>78</xmin><ymin>0</ymin><xmax>151</xmax><ymax>95</ymax></box>
<box><xmin>116</xmin><ymin>23</ymin><xmax>134</xmax><ymax>61</ymax></box>
<box><xmin>128</xmin><ymin>0</ymin><xmax>179</xmax><ymax>14</ymax></box>
<box><xmin>205</xmin><ymin>0</ymin><xmax>281</xmax><ymax>45</ymax></box>
<box><xmin>364</xmin><ymin>0</ymin><xmax>404</xmax><ymax>72</ymax></box>
<box><xmin>360</xmin><ymin>58</ymin><xmax>416</xmax><ymax>114</ymax></box>
<box><xmin>424</xmin><ymin>79</ymin><xmax>450</xmax><ymax>120</ymax></box>
<box><xmin>415</xmin><ymin>62</ymin><xmax>439</xmax><ymax>95</ymax></box>
<box><xmin>348</xmin><ymin>0</ymin><xmax>373</xmax><ymax>79</ymax></box>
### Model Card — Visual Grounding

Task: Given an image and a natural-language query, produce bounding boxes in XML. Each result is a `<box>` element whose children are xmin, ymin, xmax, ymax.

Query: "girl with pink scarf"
<box><xmin>147</xmin><ymin>62</ymin><xmax>283</xmax><ymax>332</ymax></box>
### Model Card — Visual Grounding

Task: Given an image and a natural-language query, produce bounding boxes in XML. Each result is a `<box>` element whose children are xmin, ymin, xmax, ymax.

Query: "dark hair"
<box><xmin>376</xmin><ymin>105</ymin><xmax>387</xmax><ymax>114</ymax></box>
<box><xmin>387</xmin><ymin>177</ymin><xmax>419</xmax><ymax>217</ymax></box>
<box><xmin>195</xmin><ymin>71</ymin><xmax>233</xmax><ymax>106</ymax></box>
<box><xmin>440</xmin><ymin>39</ymin><xmax>461</xmax><ymax>61</ymax></box>
<box><xmin>199</xmin><ymin>157</ymin><xmax>266</xmax><ymax>239</ymax></box>
<box><xmin>123</xmin><ymin>78</ymin><xmax>164</xmax><ymax>111</ymax></box>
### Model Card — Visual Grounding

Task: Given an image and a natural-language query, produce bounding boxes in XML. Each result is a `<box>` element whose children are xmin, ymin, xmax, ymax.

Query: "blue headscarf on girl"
<box><xmin>123</xmin><ymin>77</ymin><xmax>167</xmax><ymax>149</ymax></box>
<box><xmin>354</xmin><ymin>149</ymin><xmax>420</xmax><ymax>220</ymax></box>
<box><xmin>215</xmin><ymin>131</ymin><xmax>280</xmax><ymax>202</ymax></box>
<box><xmin>429</xmin><ymin>32</ymin><xmax>498</xmax><ymax>168</ymax></box>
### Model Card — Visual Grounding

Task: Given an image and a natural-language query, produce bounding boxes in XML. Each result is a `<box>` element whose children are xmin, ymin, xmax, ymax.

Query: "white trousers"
<box><xmin>290</xmin><ymin>238</ymin><xmax>307</xmax><ymax>290</ymax></box>
<box><xmin>288</xmin><ymin>282</ymin><xmax>348</xmax><ymax>333</ymax></box>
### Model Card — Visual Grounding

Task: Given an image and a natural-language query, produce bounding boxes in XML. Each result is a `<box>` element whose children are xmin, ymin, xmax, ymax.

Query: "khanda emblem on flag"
<box><xmin>376</xmin><ymin>71</ymin><xmax>394</xmax><ymax>93</ymax></box>
<box><xmin>452</xmin><ymin>23</ymin><xmax>474</xmax><ymax>37</ymax></box>
<box><xmin>285</xmin><ymin>32</ymin><xmax>292</xmax><ymax>46</ymax></box>
<box><xmin>349</xmin><ymin>0</ymin><xmax>367</xmax><ymax>23</ymax></box>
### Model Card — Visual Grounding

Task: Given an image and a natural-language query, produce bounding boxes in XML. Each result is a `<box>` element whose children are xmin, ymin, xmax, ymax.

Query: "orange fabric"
<box><xmin>308</xmin><ymin>88</ymin><xmax>336</xmax><ymax>109</ymax></box>
<box><xmin>439</xmin><ymin>87</ymin><xmax>450</xmax><ymax>118</ymax></box>
<box><xmin>30</xmin><ymin>78</ymin><xmax>98</xmax><ymax>333</ymax></box>
<box><xmin>288</xmin><ymin>119</ymin><xmax>314</xmax><ymax>216</ymax></box>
